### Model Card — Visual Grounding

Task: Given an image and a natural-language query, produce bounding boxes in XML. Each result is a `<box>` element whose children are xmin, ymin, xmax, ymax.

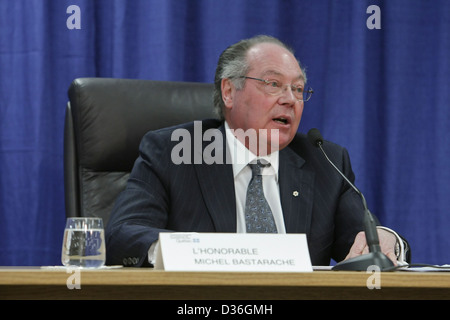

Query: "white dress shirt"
<box><xmin>224</xmin><ymin>121</ymin><xmax>286</xmax><ymax>233</ymax></box>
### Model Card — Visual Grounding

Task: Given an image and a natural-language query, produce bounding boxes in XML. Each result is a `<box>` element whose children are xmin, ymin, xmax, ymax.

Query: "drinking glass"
<box><xmin>61</xmin><ymin>217</ymin><xmax>106</xmax><ymax>268</ymax></box>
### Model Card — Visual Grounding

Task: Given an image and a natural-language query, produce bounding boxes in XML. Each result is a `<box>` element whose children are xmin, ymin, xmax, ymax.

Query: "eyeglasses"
<box><xmin>241</xmin><ymin>76</ymin><xmax>314</xmax><ymax>102</ymax></box>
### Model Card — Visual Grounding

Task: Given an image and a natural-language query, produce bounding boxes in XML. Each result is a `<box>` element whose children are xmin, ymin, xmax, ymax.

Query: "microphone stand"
<box><xmin>315</xmin><ymin>137</ymin><xmax>394</xmax><ymax>271</ymax></box>
<box><xmin>332</xmin><ymin>206</ymin><xmax>395</xmax><ymax>271</ymax></box>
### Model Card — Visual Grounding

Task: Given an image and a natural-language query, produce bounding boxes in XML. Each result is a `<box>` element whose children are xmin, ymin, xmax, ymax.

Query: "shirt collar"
<box><xmin>224</xmin><ymin>121</ymin><xmax>279</xmax><ymax>181</ymax></box>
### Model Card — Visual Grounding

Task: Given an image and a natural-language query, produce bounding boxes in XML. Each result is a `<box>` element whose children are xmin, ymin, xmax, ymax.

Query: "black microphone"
<box><xmin>307</xmin><ymin>128</ymin><xmax>394</xmax><ymax>271</ymax></box>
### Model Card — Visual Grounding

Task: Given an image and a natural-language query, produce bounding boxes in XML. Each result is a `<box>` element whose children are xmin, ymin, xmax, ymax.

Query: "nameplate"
<box><xmin>154</xmin><ymin>233</ymin><xmax>312</xmax><ymax>272</ymax></box>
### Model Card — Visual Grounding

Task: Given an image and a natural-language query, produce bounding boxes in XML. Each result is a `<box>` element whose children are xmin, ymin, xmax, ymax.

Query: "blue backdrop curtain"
<box><xmin>0</xmin><ymin>0</ymin><xmax>449</xmax><ymax>266</ymax></box>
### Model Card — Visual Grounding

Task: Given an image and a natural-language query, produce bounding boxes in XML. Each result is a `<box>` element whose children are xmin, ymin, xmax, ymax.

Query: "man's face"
<box><xmin>222</xmin><ymin>43</ymin><xmax>305</xmax><ymax>155</ymax></box>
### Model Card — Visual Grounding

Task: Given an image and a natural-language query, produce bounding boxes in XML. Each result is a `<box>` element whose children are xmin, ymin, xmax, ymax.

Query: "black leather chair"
<box><xmin>64</xmin><ymin>78</ymin><xmax>216</xmax><ymax>225</ymax></box>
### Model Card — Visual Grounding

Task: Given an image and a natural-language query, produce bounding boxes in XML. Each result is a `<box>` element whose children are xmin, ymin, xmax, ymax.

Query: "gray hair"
<box><xmin>213</xmin><ymin>35</ymin><xmax>306</xmax><ymax>120</ymax></box>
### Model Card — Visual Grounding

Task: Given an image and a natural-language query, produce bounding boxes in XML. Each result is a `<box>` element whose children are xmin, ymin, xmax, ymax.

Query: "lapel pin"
<box><xmin>293</xmin><ymin>191</ymin><xmax>299</xmax><ymax>197</ymax></box>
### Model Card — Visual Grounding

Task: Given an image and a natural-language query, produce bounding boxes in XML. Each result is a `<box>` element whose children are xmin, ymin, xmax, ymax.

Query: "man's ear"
<box><xmin>221</xmin><ymin>78</ymin><xmax>234</xmax><ymax>110</ymax></box>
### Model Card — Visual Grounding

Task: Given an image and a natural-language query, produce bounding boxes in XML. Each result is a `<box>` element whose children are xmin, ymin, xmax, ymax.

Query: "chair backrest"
<box><xmin>64</xmin><ymin>77</ymin><xmax>217</xmax><ymax>225</ymax></box>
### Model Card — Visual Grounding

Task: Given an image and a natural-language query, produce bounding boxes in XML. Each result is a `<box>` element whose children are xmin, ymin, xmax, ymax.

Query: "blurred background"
<box><xmin>0</xmin><ymin>0</ymin><xmax>449</xmax><ymax>266</ymax></box>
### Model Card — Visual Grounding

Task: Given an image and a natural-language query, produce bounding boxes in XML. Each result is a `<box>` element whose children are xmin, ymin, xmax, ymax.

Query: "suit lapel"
<box><xmin>279</xmin><ymin>147</ymin><xmax>315</xmax><ymax>234</ymax></box>
<box><xmin>193</xmin><ymin>123</ymin><xmax>315</xmax><ymax>234</ymax></box>
<box><xmin>194</xmin><ymin>124</ymin><xmax>236</xmax><ymax>232</ymax></box>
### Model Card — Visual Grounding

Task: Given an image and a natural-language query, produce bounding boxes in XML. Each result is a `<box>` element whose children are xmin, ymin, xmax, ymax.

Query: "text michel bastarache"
<box><xmin>192</xmin><ymin>247</ymin><xmax>295</xmax><ymax>266</ymax></box>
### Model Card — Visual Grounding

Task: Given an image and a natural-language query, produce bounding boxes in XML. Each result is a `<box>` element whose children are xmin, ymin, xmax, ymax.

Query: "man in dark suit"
<box><xmin>105</xmin><ymin>35</ymin><xmax>409</xmax><ymax>267</ymax></box>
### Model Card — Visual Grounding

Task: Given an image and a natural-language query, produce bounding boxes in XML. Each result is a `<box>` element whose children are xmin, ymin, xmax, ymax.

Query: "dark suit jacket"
<box><xmin>105</xmin><ymin>119</ymin><xmax>368</xmax><ymax>267</ymax></box>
